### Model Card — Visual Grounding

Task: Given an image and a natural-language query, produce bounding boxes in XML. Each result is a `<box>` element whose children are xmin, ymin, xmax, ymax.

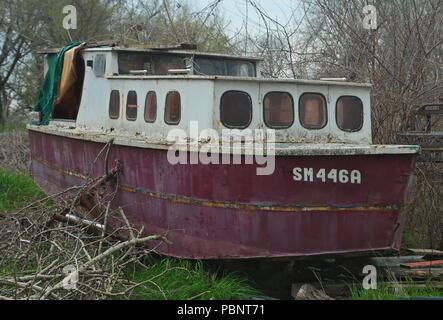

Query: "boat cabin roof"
<box><xmin>38</xmin><ymin>44</ymin><xmax>371</xmax><ymax>87</ymax></box>
<box><xmin>37</xmin><ymin>45</ymin><xmax>263</xmax><ymax>62</ymax></box>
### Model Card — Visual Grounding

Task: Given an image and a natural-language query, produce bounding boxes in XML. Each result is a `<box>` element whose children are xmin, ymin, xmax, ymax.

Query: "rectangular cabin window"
<box><xmin>109</xmin><ymin>90</ymin><xmax>120</xmax><ymax>119</ymax></box>
<box><xmin>126</xmin><ymin>91</ymin><xmax>138</xmax><ymax>121</ymax></box>
<box><xmin>165</xmin><ymin>91</ymin><xmax>181</xmax><ymax>125</ymax></box>
<box><xmin>299</xmin><ymin>93</ymin><xmax>327</xmax><ymax>129</ymax></box>
<box><xmin>94</xmin><ymin>54</ymin><xmax>106</xmax><ymax>76</ymax></box>
<box><xmin>144</xmin><ymin>91</ymin><xmax>157</xmax><ymax>123</ymax></box>
<box><xmin>194</xmin><ymin>58</ymin><xmax>256</xmax><ymax>77</ymax></box>
<box><xmin>118</xmin><ymin>52</ymin><xmax>185</xmax><ymax>75</ymax></box>
<box><xmin>264</xmin><ymin>92</ymin><xmax>294</xmax><ymax>129</ymax></box>
<box><xmin>220</xmin><ymin>91</ymin><xmax>252</xmax><ymax>129</ymax></box>
<box><xmin>336</xmin><ymin>96</ymin><xmax>363</xmax><ymax>132</ymax></box>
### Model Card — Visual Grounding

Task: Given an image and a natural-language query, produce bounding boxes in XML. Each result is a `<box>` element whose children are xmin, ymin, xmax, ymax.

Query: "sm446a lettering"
<box><xmin>293</xmin><ymin>168</ymin><xmax>362</xmax><ymax>184</ymax></box>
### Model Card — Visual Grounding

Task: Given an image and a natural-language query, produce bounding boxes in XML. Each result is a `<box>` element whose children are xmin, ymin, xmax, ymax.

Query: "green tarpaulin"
<box><xmin>33</xmin><ymin>42</ymin><xmax>84</xmax><ymax>125</ymax></box>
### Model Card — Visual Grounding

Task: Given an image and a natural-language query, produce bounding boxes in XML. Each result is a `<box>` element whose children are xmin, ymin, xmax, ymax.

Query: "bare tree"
<box><xmin>0</xmin><ymin>0</ymin><xmax>42</xmax><ymax>127</ymax></box>
<box><xmin>300</xmin><ymin>0</ymin><xmax>442</xmax><ymax>141</ymax></box>
<box><xmin>112</xmin><ymin>0</ymin><xmax>234</xmax><ymax>53</ymax></box>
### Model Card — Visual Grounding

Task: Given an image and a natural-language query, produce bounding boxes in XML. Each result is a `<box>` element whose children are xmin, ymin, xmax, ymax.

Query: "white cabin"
<box><xmin>38</xmin><ymin>46</ymin><xmax>374</xmax><ymax>147</ymax></box>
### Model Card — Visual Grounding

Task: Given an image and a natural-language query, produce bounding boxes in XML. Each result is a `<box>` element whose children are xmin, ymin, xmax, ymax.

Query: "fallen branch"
<box><xmin>40</xmin><ymin>234</ymin><xmax>168</xmax><ymax>299</ymax></box>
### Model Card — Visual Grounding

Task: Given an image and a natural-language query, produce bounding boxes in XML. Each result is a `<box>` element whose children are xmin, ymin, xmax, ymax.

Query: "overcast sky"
<box><xmin>192</xmin><ymin>0</ymin><xmax>302</xmax><ymax>35</ymax></box>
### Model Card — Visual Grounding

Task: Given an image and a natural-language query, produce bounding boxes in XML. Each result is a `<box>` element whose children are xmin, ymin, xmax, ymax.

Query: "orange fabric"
<box><xmin>54</xmin><ymin>43</ymin><xmax>85</xmax><ymax>105</ymax></box>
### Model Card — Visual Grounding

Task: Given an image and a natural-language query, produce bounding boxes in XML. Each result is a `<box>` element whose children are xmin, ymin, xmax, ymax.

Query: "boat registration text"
<box><xmin>293</xmin><ymin>168</ymin><xmax>362</xmax><ymax>184</ymax></box>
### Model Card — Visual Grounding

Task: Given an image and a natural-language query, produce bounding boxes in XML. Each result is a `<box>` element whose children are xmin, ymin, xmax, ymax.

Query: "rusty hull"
<box><xmin>29</xmin><ymin>130</ymin><xmax>417</xmax><ymax>259</ymax></box>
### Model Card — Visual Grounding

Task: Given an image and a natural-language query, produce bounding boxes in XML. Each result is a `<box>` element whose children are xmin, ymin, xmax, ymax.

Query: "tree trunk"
<box><xmin>0</xmin><ymin>96</ymin><xmax>5</xmax><ymax>130</ymax></box>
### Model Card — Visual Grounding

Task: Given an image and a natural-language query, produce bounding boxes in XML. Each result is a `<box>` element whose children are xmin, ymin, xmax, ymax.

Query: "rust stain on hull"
<box><xmin>33</xmin><ymin>155</ymin><xmax>399</xmax><ymax>213</ymax></box>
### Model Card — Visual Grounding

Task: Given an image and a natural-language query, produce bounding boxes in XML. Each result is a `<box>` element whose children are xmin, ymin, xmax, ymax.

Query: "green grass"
<box><xmin>126</xmin><ymin>258</ymin><xmax>259</xmax><ymax>300</ymax></box>
<box><xmin>0</xmin><ymin>170</ymin><xmax>43</xmax><ymax>212</ymax></box>
<box><xmin>0</xmin><ymin>121</ymin><xmax>26</xmax><ymax>132</ymax></box>
<box><xmin>350</xmin><ymin>278</ymin><xmax>443</xmax><ymax>300</ymax></box>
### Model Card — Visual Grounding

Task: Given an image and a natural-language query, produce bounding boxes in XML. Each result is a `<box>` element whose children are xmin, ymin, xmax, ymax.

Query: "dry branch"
<box><xmin>0</xmin><ymin>162</ymin><xmax>170</xmax><ymax>300</ymax></box>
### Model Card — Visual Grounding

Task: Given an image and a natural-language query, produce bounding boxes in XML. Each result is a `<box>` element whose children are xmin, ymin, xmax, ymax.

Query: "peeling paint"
<box><xmin>28</xmin><ymin>125</ymin><xmax>420</xmax><ymax>156</ymax></box>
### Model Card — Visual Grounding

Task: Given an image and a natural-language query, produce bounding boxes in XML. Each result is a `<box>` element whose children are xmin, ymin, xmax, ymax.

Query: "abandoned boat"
<box><xmin>28</xmin><ymin>42</ymin><xmax>420</xmax><ymax>259</ymax></box>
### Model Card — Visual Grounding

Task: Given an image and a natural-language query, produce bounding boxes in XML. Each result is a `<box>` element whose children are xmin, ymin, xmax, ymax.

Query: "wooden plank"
<box><xmin>369</xmin><ymin>256</ymin><xmax>424</xmax><ymax>267</ymax></box>
<box><xmin>401</xmin><ymin>260</ymin><xmax>443</xmax><ymax>269</ymax></box>
<box><xmin>407</xmin><ymin>248</ymin><xmax>443</xmax><ymax>256</ymax></box>
<box><xmin>396</xmin><ymin>269</ymin><xmax>443</xmax><ymax>279</ymax></box>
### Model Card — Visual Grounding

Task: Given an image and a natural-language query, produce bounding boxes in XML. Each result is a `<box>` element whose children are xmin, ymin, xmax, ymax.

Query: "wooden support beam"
<box><xmin>401</xmin><ymin>260</ymin><xmax>443</xmax><ymax>269</ymax></box>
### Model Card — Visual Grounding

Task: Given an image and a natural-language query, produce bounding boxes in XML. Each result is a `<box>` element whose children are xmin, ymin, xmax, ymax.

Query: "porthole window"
<box><xmin>144</xmin><ymin>91</ymin><xmax>157</xmax><ymax>123</ymax></box>
<box><xmin>126</xmin><ymin>91</ymin><xmax>138</xmax><ymax>121</ymax></box>
<box><xmin>299</xmin><ymin>93</ymin><xmax>327</xmax><ymax>129</ymax></box>
<box><xmin>109</xmin><ymin>90</ymin><xmax>120</xmax><ymax>119</ymax></box>
<box><xmin>220</xmin><ymin>91</ymin><xmax>252</xmax><ymax>129</ymax></box>
<box><xmin>165</xmin><ymin>91</ymin><xmax>181</xmax><ymax>125</ymax></box>
<box><xmin>336</xmin><ymin>96</ymin><xmax>363</xmax><ymax>132</ymax></box>
<box><xmin>264</xmin><ymin>92</ymin><xmax>294</xmax><ymax>129</ymax></box>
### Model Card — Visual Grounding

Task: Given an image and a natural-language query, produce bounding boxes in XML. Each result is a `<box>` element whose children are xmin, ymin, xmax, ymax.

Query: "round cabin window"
<box><xmin>144</xmin><ymin>91</ymin><xmax>157</xmax><ymax>123</ymax></box>
<box><xmin>109</xmin><ymin>90</ymin><xmax>120</xmax><ymax>119</ymax></box>
<box><xmin>126</xmin><ymin>91</ymin><xmax>138</xmax><ymax>121</ymax></box>
<box><xmin>336</xmin><ymin>96</ymin><xmax>364</xmax><ymax>132</ymax></box>
<box><xmin>263</xmin><ymin>92</ymin><xmax>294</xmax><ymax>129</ymax></box>
<box><xmin>299</xmin><ymin>93</ymin><xmax>327</xmax><ymax>129</ymax></box>
<box><xmin>165</xmin><ymin>91</ymin><xmax>181</xmax><ymax>125</ymax></box>
<box><xmin>220</xmin><ymin>91</ymin><xmax>252</xmax><ymax>129</ymax></box>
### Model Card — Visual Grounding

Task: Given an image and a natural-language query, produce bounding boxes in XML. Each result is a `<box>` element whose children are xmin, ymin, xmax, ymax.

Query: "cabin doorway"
<box><xmin>51</xmin><ymin>45</ymin><xmax>85</xmax><ymax>121</ymax></box>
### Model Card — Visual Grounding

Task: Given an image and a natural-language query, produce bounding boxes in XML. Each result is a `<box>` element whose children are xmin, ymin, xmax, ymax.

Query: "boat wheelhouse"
<box><xmin>28</xmin><ymin>43</ymin><xmax>420</xmax><ymax>259</ymax></box>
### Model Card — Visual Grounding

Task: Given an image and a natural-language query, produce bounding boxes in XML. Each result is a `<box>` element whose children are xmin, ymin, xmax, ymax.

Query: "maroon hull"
<box><xmin>29</xmin><ymin>130</ymin><xmax>416</xmax><ymax>259</ymax></box>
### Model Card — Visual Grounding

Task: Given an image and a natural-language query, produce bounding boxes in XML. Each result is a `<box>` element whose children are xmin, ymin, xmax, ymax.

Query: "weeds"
<box><xmin>0</xmin><ymin>170</ymin><xmax>44</xmax><ymax>212</ymax></box>
<box><xmin>126</xmin><ymin>258</ymin><xmax>258</xmax><ymax>300</ymax></box>
<box><xmin>351</xmin><ymin>277</ymin><xmax>443</xmax><ymax>300</ymax></box>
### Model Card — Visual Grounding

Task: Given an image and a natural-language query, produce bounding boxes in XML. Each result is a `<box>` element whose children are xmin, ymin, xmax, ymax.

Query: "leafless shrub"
<box><xmin>405</xmin><ymin>162</ymin><xmax>443</xmax><ymax>250</ymax></box>
<box><xmin>0</xmin><ymin>126</ymin><xmax>30</xmax><ymax>173</ymax></box>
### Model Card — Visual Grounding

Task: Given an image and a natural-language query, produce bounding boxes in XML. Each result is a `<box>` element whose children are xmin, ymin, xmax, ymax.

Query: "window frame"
<box><xmin>194</xmin><ymin>58</ymin><xmax>256</xmax><ymax>77</ymax></box>
<box><xmin>94</xmin><ymin>54</ymin><xmax>106</xmax><ymax>77</ymax></box>
<box><xmin>263</xmin><ymin>91</ymin><xmax>295</xmax><ymax>129</ymax></box>
<box><xmin>220</xmin><ymin>90</ymin><xmax>253</xmax><ymax>129</ymax></box>
<box><xmin>126</xmin><ymin>90</ymin><xmax>138</xmax><ymax>122</ymax></box>
<box><xmin>109</xmin><ymin>90</ymin><xmax>120</xmax><ymax>120</ymax></box>
<box><xmin>144</xmin><ymin>91</ymin><xmax>157</xmax><ymax>123</ymax></box>
<box><xmin>164</xmin><ymin>91</ymin><xmax>181</xmax><ymax>125</ymax></box>
<box><xmin>298</xmin><ymin>92</ymin><xmax>328</xmax><ymax>130</ymax></box>
<box><xmin>335</xmin><ymin>95</ymin><xmax>364</xmax><ymax>132</ymax></box>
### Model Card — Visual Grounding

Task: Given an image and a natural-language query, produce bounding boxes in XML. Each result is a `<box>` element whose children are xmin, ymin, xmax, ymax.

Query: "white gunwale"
<box><xmin>27</xmin><ymin>124</ymin><xmax>420</xmax><ymax>156</ymax></box>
